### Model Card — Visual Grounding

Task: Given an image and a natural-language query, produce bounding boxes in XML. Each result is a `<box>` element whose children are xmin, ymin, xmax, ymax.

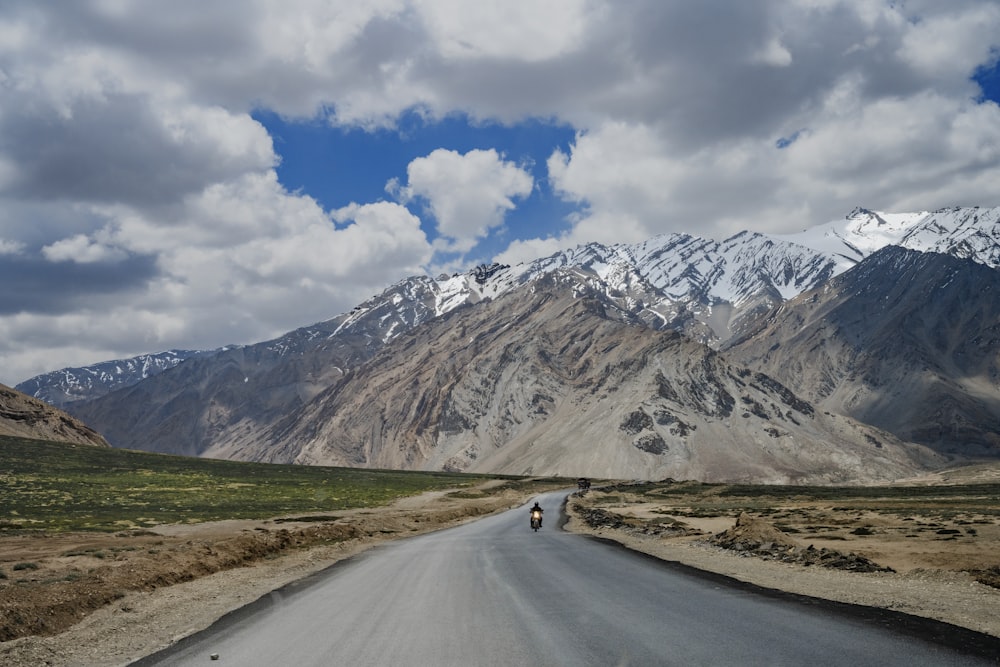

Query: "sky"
<box><xmin>2</xmin><ymin>0</ymin><xmax>1000</xmax><ymax>386</ymax></box>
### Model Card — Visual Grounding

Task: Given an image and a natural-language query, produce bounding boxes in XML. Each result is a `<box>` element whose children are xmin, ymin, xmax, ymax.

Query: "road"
<box><xmin>134</xmin><ymin>491</ymin><xmax>1000</xmax><ymax>666</ymax></box>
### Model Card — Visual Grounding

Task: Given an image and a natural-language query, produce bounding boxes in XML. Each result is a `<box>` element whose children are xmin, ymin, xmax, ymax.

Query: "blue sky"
<box><xmin>255</xmin><ymin>109</ymin><xmax>580</xmax><ymax>269</ymax></box>
<box><xmin>2</xmin><ymin>1</ymin><xmax>1000</xmax><ymax>385</ymax></box>
<box><xmin>975</xmin><ymin>59</ymin><xmax>1000</xmax><ymax>102</ymax></box>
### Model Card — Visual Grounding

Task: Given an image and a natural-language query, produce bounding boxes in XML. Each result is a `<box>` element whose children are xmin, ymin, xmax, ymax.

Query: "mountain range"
<box><xmin>18</xmin><ymin>206</ymin><xmax>1000</xmax><ymax>482</ymax></box>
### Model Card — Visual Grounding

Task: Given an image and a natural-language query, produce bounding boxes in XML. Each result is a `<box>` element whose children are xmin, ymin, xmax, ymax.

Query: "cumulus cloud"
<box><xmin>42</xmin><ymin>233</ymin><xmax>128</xmax><ymax>264</ymax></box>
<box><xmin>1</xmin><ymin>0</ymin><xmax>1000</xmax><ymax>383</ymax></box>
<box><xmin>897</xmin><ymin>3</ymin><xmax>1000</xmax><ymax>82</ymax></box>
<box><xmin>494</xmin><ymin>236</ymin><xmax>571</xmax><ymax>267</ymax></box>
<box><xmin>536</xmin><ymin>1</ymin><xmax>1000</xmax><ymax>239</ymax></box>
<box><xmin>0</xmin><ymin>239</ymin><xmax>25</xmax><ymax>256</ymax></box>
<box><xmin>0</xmin><ymin>93</ymin><xmax>276</xmax><ymax>207</ymax></box>
<box><xmin>388</xmin><ymin>148</ymin><xmax>533</xmax><ymax>254</ymax></box>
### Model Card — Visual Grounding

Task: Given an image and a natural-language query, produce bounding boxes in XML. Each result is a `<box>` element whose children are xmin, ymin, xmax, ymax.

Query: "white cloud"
<box><xmin>42</xmin><ymin>233</ymin><xmax>128</xmax><ymax>264</ymax></box>
<box><xmin>3</xmin><ymin>0</ymin><xmax>1000</xmax><ymax>384</ymax></box>
<box><xmin>0</xmin><ymin>165</ymin><xmax>433</xmax><ymax>383</ymax></box>
<box><xmin>547</xmin><ymin>123</ymin><xmax>680</xmax><ymax>241</ymax></box>
<box><xmin>545</xmin><ymin>86</ymin><xmax>1000</xmax><ymax>240</ymax></box>
<box><xmin>113</xmin><ymin>174</ymin><xmax>433</xmax><ymax>336</ymax></box>
<box><xmin>751</xmin><ymin>38</ymin><xmax>793</xmax><ymax>67</ymax></box>
<box><xmin>781</xmin><ymin>90</ymin><xmax>1000</xmax><ymax>211</ymax></box>
<box><xmin>390</xmin><ymin>148</ymin><xmax>533</xmax><ymax>254</ymax></box>
<box><xmin>494</xmin><ymin>236</ymin><xmax>570</xmax><ymax>267</ymax></box>
<box><xmin>0</xmin><ymin>239</ymin><xmax>24</xmax><ymax>256</ymax></box>
<box><xmin>897</xmin><ymin>3</ymin><xmax>1000</xmax><ymax>82</ymax></box>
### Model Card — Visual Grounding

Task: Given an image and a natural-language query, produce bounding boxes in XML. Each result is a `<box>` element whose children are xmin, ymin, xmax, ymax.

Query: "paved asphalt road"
<box><xmin>134</xmin><ymin>490</ymin><xmax>1000</xmax><ymax>666</ymax></box>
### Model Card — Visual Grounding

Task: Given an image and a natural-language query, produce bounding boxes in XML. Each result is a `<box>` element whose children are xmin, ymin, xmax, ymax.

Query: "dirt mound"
<box><xmin>573</xmin><ymin>505</ymin><xmax>701</xmax><ymax>538</ymax></box>
<box><xmin>709</xmin><ymin>512</ymin><xmax>893</xmax><ymax>573</ymax></box>
<box><xmin>711</xmin><ymin>512</ymin><xmax>801</xmax><ymax>551</ymax></box>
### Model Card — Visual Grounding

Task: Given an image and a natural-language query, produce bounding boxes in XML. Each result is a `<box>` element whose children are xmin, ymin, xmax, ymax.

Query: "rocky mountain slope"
<box><xmin>60</xmin><ymin>317</ymin><xmax>384</xmax><ymax>458</ymax></box>
<box><xmin>58</xmin><ymin>224</ymin><xmax>847</xmax><ymax>459</ymax></box>
<box><xmin>726</xmin><ymin>246</ymin><xmax>1000</xmax><ymax>459</ymax></box>
<box><xmin>213</xmin><ymin>272</ymin><xmax>940</xmax><ymax>483</ymax></box>
<box><xmin>0</xmin><ymin>384</ymin><xmax>108</xmax><ymax>446</ymax></box>
<box><xmin>15</xmin><ymin>350</ymin><xmax>207</xmax><ymax>408</ymax></box>
<box><xmin>25</xmin><ymin>206</ymin><xmax>1000</xmax><ymax>405</ymax></box>
<box><xmin>28</xmin><ymin>206</ymin><xmax>1000</xmax><ymax>480</ymax></box>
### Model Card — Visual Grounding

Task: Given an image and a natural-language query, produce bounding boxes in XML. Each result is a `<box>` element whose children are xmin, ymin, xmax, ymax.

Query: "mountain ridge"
<box><xmin>21</xmin><ymin>206</ymin><xmax>1000</xmax><ymax>404</ymax></box>
<box><xmin>20</xmin><ymin>205</ymin><xmax>1000</xmax><ymax>482</ymax></box>
<box><xmin>726</xmin><ymin>246</ymin><xmax>1000</xmax><ymax>458</ymax></box>
<box><xmin>22</xmin><ymin>205</ymin><xmax>1000</xmax><ymax>408</ymax></box>
<box><xmin>15</xmin><ymin>350</ymin><xmax>208</xmax><ymax>408</ymax></box>
<box><xmin>218</xmin><ymin>271</ymin><xmax>938</xmax><ymax>483</ymax></box>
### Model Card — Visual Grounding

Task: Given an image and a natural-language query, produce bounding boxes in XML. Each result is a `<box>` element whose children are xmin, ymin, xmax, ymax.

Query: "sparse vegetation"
<box><xmin>0</xmin><ymin>436</ymin><xmax>572</xmax><ymax>643</ymax></box>
<box><xmin>596</xmin><ymin>479</ymin><xmax>1000</xmax><ymax>519</ymax></box>
<box><xmin>0</xmin><ymin>435</ymin><xmax>542</xmax><ymax>533</ymax></box>
<box><xmin>969</xmin><ymin>565</ymin><xmax>1000</xmax><ymax>589</ymax></box>
<box><xmin>572</xmin><ymin>477</ymin><xmax>1000</xmax><ymax>589</ymax></box>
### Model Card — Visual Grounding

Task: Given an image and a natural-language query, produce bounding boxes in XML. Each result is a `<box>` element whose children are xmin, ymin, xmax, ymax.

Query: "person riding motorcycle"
<box><xmin>529</xmin><ymin>502</ymin><xmax>543</xmax><ymax>528</ymax></box>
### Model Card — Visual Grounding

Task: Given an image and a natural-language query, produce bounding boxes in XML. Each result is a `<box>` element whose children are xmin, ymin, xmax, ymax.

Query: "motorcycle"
<box><xmin>530</xmin><ymin>509</ymin><xmax>543</xmax><ymax>531</ymax></box>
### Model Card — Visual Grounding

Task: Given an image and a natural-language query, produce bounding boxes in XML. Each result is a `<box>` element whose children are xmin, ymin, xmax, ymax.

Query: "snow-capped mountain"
<box><xmin>340</xmin><ymin>205</ymin><xmax>1000</xmax><ymax>352</ymax></box>
<box><xmin>16</xmin><ymin>350</ymin><xmax>208</xmax><ymax>407</ymax></box>
<box><xmin>226</xmin><ymin>270</ymin><xmax>940</xmax><ymax>484</ymax></box>
<box><xmin>727</xmin><ymin>246</ymin><xmax>1000</xmax><ymax>458</ymax></box>
<box><xmin>774</xmin><ymin>206</ymin><xmax>1000</xmax><ymax>268</ymax></box>
<box><xmin>31</xmin><ymin>205</ymin><xmax>1000</xmax><ymax>481</ymax></box>
<box><xmin>345</xmin><ymin>230</ymin><xmax>839</xmax><ymax>352</ymax></box>
<box><xmin>30</xmin><ymin>205</ymin><xmax>1000</xmax><ymax>407</ymax></box>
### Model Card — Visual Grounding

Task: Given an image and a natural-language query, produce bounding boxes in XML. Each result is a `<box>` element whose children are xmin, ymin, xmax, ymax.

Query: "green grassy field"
<box><xmin>0</xmin><ymin>436</ymin><xmax>539</xmax><ymax>532</ymax></box>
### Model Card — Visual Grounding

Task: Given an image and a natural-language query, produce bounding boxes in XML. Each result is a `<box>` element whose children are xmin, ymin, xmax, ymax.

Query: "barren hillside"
<box><xmin>215</xmin><ymin>273</ymin><xmax>941</xmax><ymax>483</ymax></box>
<box><xmin>0</xmin><ymin>384</ymin><xmax>107</xmax><ymax>447</ymax></box>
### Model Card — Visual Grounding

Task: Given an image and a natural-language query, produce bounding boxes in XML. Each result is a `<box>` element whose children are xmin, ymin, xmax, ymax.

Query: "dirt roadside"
<box><xmin>2</xmin><ymin>480</ymin><xmax>999</xmax><ymax>666</ymax></box>
<box><xmin>0</xmin><ymin>483</ymin><xmax>543</xmax><ymax>666</ymax></box>
<box><xmin>562</xmin><ymin>490</ymin><xmax>1000</xmax><ymax>641</ymax></box>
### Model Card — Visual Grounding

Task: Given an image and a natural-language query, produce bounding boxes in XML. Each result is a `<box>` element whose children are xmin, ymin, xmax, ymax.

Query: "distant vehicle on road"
<box><xmin>529</xmin><ymin>502</ymin><xmax>543</xmax><ymax>531</ymax></box>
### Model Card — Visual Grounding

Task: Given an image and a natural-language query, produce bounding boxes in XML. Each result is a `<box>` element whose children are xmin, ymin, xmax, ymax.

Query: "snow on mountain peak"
<box><xmin>21</xmin><ymin>205</ymin><xmax>1000</xmax><ymax>404</ymax></box>
<box><xmin>372</xmin><ymin>205</ymin><xmax>1000</xmax><ymax>348</ymax></box>
<box><xmin>769</xmin><ymin>206</ymin><xmax>1000</xmax><ymax>270</ymax></box>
